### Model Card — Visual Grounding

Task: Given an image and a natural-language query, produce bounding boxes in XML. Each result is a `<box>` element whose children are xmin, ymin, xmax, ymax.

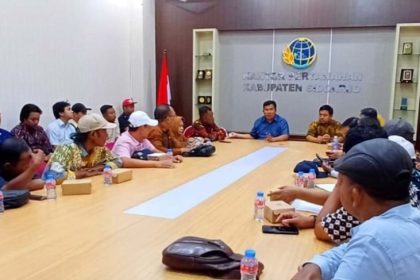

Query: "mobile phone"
<box><xmin>262</xmin><ymin>225</ymin><xmax>299</xmax><ymax>235</ymax></box>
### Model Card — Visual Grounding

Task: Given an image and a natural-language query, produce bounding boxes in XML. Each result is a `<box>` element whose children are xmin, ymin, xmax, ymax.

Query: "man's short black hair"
<box><xmin>342</xmin><ymin>117</ymin><xmax>359</xmax><ymax>129</ymax></box>
<box><xmin>343</xmin><ymin>125</ymin><xmax>388</xmax><ymax>153</ymax></box>
<box><xmin>358</xmin><ymin>117</ymin><xmax>380</xmax><ymax>128</ymax></box>
<box><xmin>154</xmin><ymin>104</ymin><xmax>171</xmax><ymax>122</ymax></box>
<box><xmin>199</xmin><ymin>106</ymin><xmax>212</xmax><ymax>119</ymax></box>
<box><xmin>319</xmin><ymin>105</ymin><xmax>333</xmax><ymax>115</ymax></box>
<box><xmin>52</xmin><ymin>101</ymin><xmax>71</xmax><ymax>119</ymax></box>
<box><xmin>19</xmin><ymin>104</ymin><xmax>42</xmax><ymax>122</ymax></box>
<box><xmin>263</xmin><ymin>100</ymin><xmax>277</xmax><ymax>110</ymax></box>
<box><xmin>0</xmin><ymin>138</ymin><xmax>30</xmax><ymax>168</ymax></box>
<box><xmin>100</xmin><ymin>105</ymin><xmax>113</xmax><ymax>115</ymax></box>
<box><xmin>360</xmin><ymin>107</ymin><xmax>378</xmax><ymax>119</ymax></box>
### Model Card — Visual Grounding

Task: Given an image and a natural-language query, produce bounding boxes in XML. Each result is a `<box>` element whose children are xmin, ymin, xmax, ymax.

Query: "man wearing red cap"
<box><xmin>118</xmin><ymin>98</ymin><xmax>137</xmax><ymax>134</ymax></box>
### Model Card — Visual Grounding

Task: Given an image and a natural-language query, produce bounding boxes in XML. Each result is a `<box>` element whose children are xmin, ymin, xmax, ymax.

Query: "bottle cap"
<box><xmin>46</xmin><ymin>173</ymin><xmax>54</xmax><ymax>180</ymax></box>
<box><xmin>257</xmin><ymin>191</ymin><xmax>264</xmax><ymax>197</ymax></box>
<box><xmin>309</xmin><ymin>168</ymin><xmax>315</xmax><ymax>173</ymax></box>
<box><xmin>298</xmin><ymin>171</ymin><xmax>304</xmax><ymax>176</ymax></box>
<box><xmin>244</xmin><ymin>249</ymin><xmax>256</xmax><ymax>258</ymax></box>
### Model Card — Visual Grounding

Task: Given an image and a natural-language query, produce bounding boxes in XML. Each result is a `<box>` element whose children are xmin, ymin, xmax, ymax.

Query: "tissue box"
<box><xmin>147</xmin><ymin>153</ymin><xmax>169</xmax><ymax>161</ymax></box>
<box><xmin>61</xmin><ymin>179</ymin><xmax>92</xmax><ymax>195</ymax></box>
<box><xmin>112</xmin><ymin>168</ymin><xmax>133</xmax><ymax>184</ymax></box>
<box><xmin>264</xmin><ymin>200</ymin><xmax>295</xmax><ymax>223</ymax></box>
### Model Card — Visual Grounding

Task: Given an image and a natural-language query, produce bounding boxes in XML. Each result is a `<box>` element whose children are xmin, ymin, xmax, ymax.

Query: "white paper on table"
<box><xmin>316</xmin><ymin>183</ymin><xmax>335</xmax><ymax>192</ymax></box>
<box><xmin>291</xmin><ymin>199</ymin><xmax>322</xmax><ymax>214</ymax></box>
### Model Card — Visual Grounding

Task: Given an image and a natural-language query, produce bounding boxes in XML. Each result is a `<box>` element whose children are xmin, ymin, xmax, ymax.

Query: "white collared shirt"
<box><xmin>46</xmin><ymin>119</ymin><xmax>76</xmax><ymax>146</ymax></box>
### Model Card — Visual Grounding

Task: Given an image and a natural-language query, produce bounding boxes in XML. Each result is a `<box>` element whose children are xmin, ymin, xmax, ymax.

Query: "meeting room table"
<box><xmin>0</xmin><ymin>139</ymin><xmax>334</xmax><ymax>279</ymax></box>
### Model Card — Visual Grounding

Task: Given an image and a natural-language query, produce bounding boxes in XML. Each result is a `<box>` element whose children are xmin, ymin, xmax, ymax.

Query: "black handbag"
<box><xmin>131</xmin><ymin>149</ymin><xmax>154</xmax><ymax>160</ymax></box>
<box><xmin>293</xmin><ymin>160</ymin><xmax>328</xmax><ymax>178</ymax></box>
<box><xmin>162</xmin><ymin>236</ymin><xmax>264</xmax><ymax>279</ymax></box>
<box><xmin>185</xmin><ymin>145</ymin><xmax>216</xmax><ymax>157</ymax></box>
<box><xmin>3</xmin><ymin>189</ymin><xmax>30</xmax><ymax>209</ymax></box>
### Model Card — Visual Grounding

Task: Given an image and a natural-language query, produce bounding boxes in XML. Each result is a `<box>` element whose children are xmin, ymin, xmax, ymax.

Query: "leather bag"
<box><xmin>3</xmin><ymin>189</ymin><xmax>30</xmax><ymax>209</ymax></box>
<box><xmin>162</xmin><ymin>236</ymin><xmax>264</xmax><ymax>279</ymax></box>
<box><xmin>185</xmin><ymin>144</ymin><xmax>216</xmax><ymax>157</ymax></box>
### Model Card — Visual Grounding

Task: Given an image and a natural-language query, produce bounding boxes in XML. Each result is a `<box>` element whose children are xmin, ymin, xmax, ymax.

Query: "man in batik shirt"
<box><xmin>306</xmin><ymin>104</ymin><xmax>342</xmax><ymax>144</ymax></box>
<box><xmin>11</xmin><ymin>104</ymin><xmax>54</xmax><ymax>156</ymax></box>
<box><xmin>43</xmin><ymin>114</ymin><xmax>122</xmax><ymax>181</ymax></box>
<box><xmin>185</xmin><ymin>105</ymin><xmax>226</xmax><ymax>141</ymax></box>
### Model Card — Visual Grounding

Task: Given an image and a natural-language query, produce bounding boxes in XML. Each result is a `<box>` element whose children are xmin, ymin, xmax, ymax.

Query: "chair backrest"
<box><xmin>183</xmin><ymin>125</ymin><xmax>194</xmax><ymax>138</ymax></box>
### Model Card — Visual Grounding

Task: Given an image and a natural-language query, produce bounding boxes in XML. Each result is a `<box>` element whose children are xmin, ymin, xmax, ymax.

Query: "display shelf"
<box><xmin>390</xmin><ymin>23</ymin><xmax>420</xmax><ymax>133</ymax></box>
<box><xmin>192</xmin><ymin>28</ymin><xmax>219</xmax><ymax>122</ymax></box>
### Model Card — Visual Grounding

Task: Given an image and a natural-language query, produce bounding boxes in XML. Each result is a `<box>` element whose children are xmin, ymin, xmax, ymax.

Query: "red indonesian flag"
<box><xmin>157</xmin><ymin>50</ymin><xmax>172</xmax><ymax>105</ymax></box>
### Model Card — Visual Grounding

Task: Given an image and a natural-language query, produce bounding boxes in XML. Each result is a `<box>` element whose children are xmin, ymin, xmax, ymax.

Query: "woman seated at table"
<box><xmin>148</xmin><ymin>105</ymin><xmax>192</xmax><ymax>156</ymax></box>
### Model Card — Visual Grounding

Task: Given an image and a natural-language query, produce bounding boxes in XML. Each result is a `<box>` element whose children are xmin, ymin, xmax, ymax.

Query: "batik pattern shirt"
<box><xmin>186</xmin><ymin>120</ymin><xmax>227</xmax><ymax>141</ymax></box>
<box><xmin>306</xmin><ymin>119</ymin><xmax>342</xmax><ymax>138</ymax></box>
<box><xmin>11</xmin><ymin>123</ymin><xmax>54</xmax><ymax>154</ymax></box>
<box><xmin>44</xmin><ymin>143</ymin><xmax>122</xmax><ymax>180</ymax></box>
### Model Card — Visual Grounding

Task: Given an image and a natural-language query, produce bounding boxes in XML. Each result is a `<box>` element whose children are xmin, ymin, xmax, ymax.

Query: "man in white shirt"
<box><xmin>46</xmin><ymin>101</ymin><xmax>76</xmax><ymax>147</ymax></box>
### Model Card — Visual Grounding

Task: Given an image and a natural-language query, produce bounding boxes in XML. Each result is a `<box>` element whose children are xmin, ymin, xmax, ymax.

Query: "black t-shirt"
<box><xmin>118</xmin><ymin>113</ymin><xmax>130</xmax><ymax>134</ymax></box>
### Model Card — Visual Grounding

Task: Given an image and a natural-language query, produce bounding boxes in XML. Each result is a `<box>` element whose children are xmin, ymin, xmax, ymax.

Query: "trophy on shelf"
<box><xmin>196</xmin><ymin>70</ymin><xmax>205</xmax><ymax>80</ymax></box>
<box><xmin>204</xmin><ymin>69</ymin><xmax>212</xmax><ymax>80</ymax></box>
<box><xmin>402</xmin><ymin>42</ymin><xmax>413</xmax><ymax>55</ymax></box>
<box><xmin>400</xmin><ymin>69</ymin><xmax>414</xmax><ymax>83</ymax></box>
<box><xmin>197</xmin><ymin>96</ymin><xmax>212</xmax><ymax>105</ymax></box>
<box><xmin>400</xmin><ymin>97</ymin><xmax>408</xmax><ymax>111</ymax></box>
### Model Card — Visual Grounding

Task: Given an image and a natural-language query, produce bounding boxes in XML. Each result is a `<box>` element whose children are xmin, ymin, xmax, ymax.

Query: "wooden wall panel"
<box><xmin>156</xmin><ymin>0</ymin><xmax>420</xmax><ymax>124</ymax></box>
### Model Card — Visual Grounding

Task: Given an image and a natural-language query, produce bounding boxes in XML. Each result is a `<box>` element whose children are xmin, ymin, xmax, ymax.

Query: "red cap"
<box><xmin>122</xmin><ymin>98</ymin><xmax>137</xmax><ymax>107</ymax></box>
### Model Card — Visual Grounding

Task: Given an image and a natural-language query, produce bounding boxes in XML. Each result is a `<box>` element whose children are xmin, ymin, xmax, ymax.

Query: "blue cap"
<box><xmin>46</xmin><ymin>173</ymin><xmax>54</xmax><ymax>180</ymax></box>
<box><xmin>257</xmin><ymin>191</ymin><xmax>264</xmax><ymax>197</ymax></box>
<box><xmin>244</xmin><ymin>249</ymin><xmax>256</xmax><ymax>258</ymax></box>
<box><xmin>298</xmin><ymin>171</ymin><xmax>304</xmax><ymax>176</ymax></box>
<box><xmin>104</xmin><ymin>164</ymin><xmax>111</xmax><ymax>169</ymax></box>
<box><xmin>309</xmin><ymin>168</ymin><xmax>315</xmax><ymax>173</ymax></box>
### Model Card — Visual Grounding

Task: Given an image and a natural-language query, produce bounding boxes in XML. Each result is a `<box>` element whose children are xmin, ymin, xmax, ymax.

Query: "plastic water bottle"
<box><xmin>295</xmin><ymin>171</ymin><xmax>305</xmax><ymax>188</ymax></box>
<box><xmin>332</xmin><ymin>136</ymin><xmax>340</xmax><ymax>150</ymax></box>
<box><xmin>0</xmin><ymin>191</ymin><xmax>4</xmax><ymax>213</ymax></box>
<box><xmin>167</xmin><ymin>148</ymin><xmax>174</xmax><ymax>158</ymax></box>
<box><xmin>307</xmin><ymin>169</ymin><xmax>316</xmax><ymax>188</ymax></box>
<box><xmin>103</xmin><ymin>164</ymin><xmax>113</xmax><ymax>187</ymax></box>
<box><xmin>240</xmin><ymin>249</ymin><xmax>258</xmax><ymax>280</ymax></box>
<box><xmin>45</xmin><ymin>174</ymin><xmax>57</xmax><ymax>199</ymax></box>
<box><xmin>67</xmin><ymin>170</ymin><xmax>76</xmax><ymax>180</ymax></box>
<box><xmin>254</xmin><ymin>192</ymin><xmax>265</xmax><ymax>222</ymax></box>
